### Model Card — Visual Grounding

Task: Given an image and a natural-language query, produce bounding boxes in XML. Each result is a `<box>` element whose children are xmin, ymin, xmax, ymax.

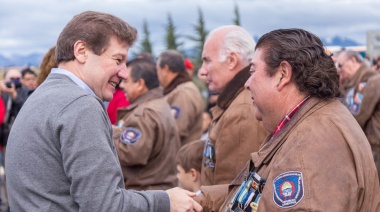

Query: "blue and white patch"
<box><xmin>345</xmin><ymin>82</ymin><xmax>367</xmax><ymax>115</ymax></box>
<box><xmin>273</xmin><ymin>171</ymin><xmax>304</xmax><ymax>208</ymax></box>
<box><xmin>120</xmin><ymin>127</ymin><xmax>142</xmax><ymax>145</ymax></box>
<box><xmin>170</xmin><ymin>106</ymin><xmax>181</xmax><ymax>119</ymax></box>
<box><xmin>203</xmin><ymin>139</ymin><xmax>215</xmax><ymax>171</ymax></box>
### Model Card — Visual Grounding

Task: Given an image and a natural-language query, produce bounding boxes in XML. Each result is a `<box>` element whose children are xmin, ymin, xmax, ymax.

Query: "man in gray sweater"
<box><xmin>5</xmin><ymin>11</ymin><xmax>201</xmax><ymax>212</ymax></box>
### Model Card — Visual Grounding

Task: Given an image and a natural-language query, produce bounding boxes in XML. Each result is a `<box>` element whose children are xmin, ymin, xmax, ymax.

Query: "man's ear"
<box><xmin>73</xmin><ymin>40</ymin><xmax>87</xmax><ymax>64</ymax></box>
<box><xmin>136</xmin><ymin>78</ymin><xmax>146</xmax><ymax>91</ymax></box>
<box><xmin>276</xmin><ymin>61</ymin><xmax>292</xmax><ymax>90</ymax></box>
<box><xmin>190</xmin><ymin>168</ymin><xmax>200</xmax><ymax>182</ymax></box>
<box><xmin>227</xmin><ymin>52</ymin><xmax>239</xmax><ymax>70</ymax></box>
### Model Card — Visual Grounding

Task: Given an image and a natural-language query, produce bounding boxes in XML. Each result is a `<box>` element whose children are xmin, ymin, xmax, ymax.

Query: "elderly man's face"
<box><xmin>335</xmin><ymin>52</ymin><xmax>356</xmax><ymax>80</ymax></box>
<box><xmin>5</xmin><ymin>69</ymin><xmax>21</xmax><ymax>83</ymax></box>
<box><xmin>198</xmin><ymin>34</ymin><xmax>234</xmax><ymax>93</ymax></box>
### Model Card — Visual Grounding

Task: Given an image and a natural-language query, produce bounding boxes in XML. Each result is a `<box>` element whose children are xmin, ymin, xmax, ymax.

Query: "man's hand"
<box><xmin>166</xmin><ymin>187</ymin><xmax>202</xmax><ymax>212</ymax></box>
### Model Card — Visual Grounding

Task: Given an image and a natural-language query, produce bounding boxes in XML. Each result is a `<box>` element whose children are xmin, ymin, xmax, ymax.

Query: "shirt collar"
<box><xmin>272</xmin><ymin>95</ymin><xmax>311</xmax><ymax>138</ymax></box>
<box><xmin>51</xmin><ymin>68</ymin><xmax>96</xmax><ymax>97</ymax></box>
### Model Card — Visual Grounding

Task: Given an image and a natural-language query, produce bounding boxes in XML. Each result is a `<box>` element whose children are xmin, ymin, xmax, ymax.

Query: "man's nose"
<box><xmin>118</xmin><ymin>65</ymin><xmax>128</xmax><ymax>80</ymax></box>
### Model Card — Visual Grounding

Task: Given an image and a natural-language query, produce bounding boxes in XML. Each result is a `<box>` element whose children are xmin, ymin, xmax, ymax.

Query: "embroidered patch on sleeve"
<box><xmin>120</xmin><ymin>127</ymin><xmax>142</xmax><ymax>145</ymax></box>
<box><xmin>170</xmin><ymin>106</ymin><xmax>181</xmax><ymax>119</ymax></box>
<box><xmin>273</xmin><ymin>171</ymin><xmax>304</xmax><ymax>208</ymax></box>
<box><xmin>345</xmin><ymin>83</ymin><xmax>367</xmax><ymax>115</ymax></box>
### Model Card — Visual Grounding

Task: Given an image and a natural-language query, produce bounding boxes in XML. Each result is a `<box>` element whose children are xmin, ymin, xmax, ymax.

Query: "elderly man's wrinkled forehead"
<box><xmin>5</xmin><ymin>69</ymin><xmax>21</xmax><ymax>81</ymax></box>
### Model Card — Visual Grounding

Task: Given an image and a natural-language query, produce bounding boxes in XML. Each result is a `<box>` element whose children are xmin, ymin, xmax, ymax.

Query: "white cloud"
<box><xmin>0</xmin><ymin>0</ymin><xmax>379</xmax><ymax>57</ymax></box>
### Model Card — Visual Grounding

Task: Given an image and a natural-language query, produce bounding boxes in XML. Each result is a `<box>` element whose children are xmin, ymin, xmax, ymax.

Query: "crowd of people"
<box><xmin>0</xmin><ymin>10</ymin><xmax>379</xmax><ymax>211</ymax></box>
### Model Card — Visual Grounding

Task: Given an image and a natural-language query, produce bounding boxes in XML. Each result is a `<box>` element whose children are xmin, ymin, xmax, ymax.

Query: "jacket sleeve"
<box><xmin>354</xmin><ymin>75</ymin><xmax>380</xmax><ymax>128</ymax></box>
<box><xmin>211</xmin><ymin>103</ymin><xmax>267</xmax><ymax>184</ymax></box>
<box><xmin>168</xmin><ymin>87</ymin><xmax>200</xmax><ymax>139</ymax></box>
<box><xmin>194</xmin><ymin>184</ymin><xmax>230</xmax><ymax>212</ymax></box>
<box><xmin>113</xmin><ymin>108</ymin><xmax>158</xmax><ymax>166</ymax></box>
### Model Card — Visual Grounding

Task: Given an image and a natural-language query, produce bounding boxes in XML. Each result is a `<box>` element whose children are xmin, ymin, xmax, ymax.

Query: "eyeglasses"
<box><xmin>335</xmin><ymin>61</ymin><xmax>347</xmax><ymax>69</ymax></box>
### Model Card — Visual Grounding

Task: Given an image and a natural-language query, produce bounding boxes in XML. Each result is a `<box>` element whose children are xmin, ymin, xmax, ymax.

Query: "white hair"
<box><xmin>210</xmin><ymin>25</ymin><xmax>256</xmax><ymax>65</ymax></box>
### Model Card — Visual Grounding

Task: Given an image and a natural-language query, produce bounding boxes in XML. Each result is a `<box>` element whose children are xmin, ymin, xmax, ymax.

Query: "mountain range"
<box><xmin>0</xmin><ymin>36</ymin><xmax>364</xmax><ymax>67</ymax></box>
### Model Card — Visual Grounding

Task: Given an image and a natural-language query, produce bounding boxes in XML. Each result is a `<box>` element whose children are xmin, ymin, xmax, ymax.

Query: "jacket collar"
<box><xmin>250</xmin><ymin>97</ymin><xmax>332</xmax><ymax>172</ymax></box>
<box><xmin>123</xmin><ymin>87</ymin><xmax>163</xmax><ymax>111</ymax></box>
<box><xmin>217</xmin><ymin>65</ymin><xmax>251</xmax><ymax>110</ymax></box>
<box><xmin>163</xmin><ymin>71</ymin><xmax>192</xmax><ymax>95</ymax></box>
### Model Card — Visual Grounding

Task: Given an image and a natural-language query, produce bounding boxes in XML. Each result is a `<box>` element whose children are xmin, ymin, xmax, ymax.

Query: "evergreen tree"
<box><xmin>140</xmin><ymin>19</ymin><xmax>153</xmax><ymax>55</ymax></box>
<box><xmin>233</xmin><ymin>2</ymin><xmax>241</xmax><ymax>26</ymax></box>
<box><xmin>187</xmin><ymin>7</ymin><xmax>208</xmax><ymax>72</ymax></box>
<box><xmin>165</xmin><ymin>13</ymin><xmax>181</xmax><ymax>50</ymax></box>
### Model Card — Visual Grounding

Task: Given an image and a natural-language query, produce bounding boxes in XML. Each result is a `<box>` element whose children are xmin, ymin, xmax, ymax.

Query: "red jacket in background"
<box><xmin>107</xmin><ymin>89</ymin><xmax>130</xmax><ymax>125</ymax></box>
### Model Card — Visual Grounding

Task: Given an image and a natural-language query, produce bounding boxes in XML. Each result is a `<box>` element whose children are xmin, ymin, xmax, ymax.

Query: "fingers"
<box><xmin>182</xmin><ymin>189</ymin><xmax>196</xmax><ymax>197</ymax></box>
<box><xmin>191</xmin><ymin>199</ymin><xmax>202</xmax><ymax>212</ymax></box>
<box><xmin>167</xmin><ymin>187</ymin><xmax>203</xmax><ymax>212</ymax></box>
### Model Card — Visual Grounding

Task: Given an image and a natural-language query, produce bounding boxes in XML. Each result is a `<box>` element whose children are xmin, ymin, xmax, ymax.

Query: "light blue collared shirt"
<box><xmin>51</xmin><ymin>68</ymin><xmax>96</xmax><ymax>97</ymax></box>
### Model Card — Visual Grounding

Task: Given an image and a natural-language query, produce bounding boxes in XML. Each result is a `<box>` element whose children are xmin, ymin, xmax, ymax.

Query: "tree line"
<box><xmin>134</xmin><ymin>3</ymin><xmax>241</xmax><ymax>73</ymax></box>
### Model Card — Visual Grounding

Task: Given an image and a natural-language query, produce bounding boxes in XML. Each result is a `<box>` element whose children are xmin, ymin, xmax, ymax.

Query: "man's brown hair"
<box><xmin>176</xmin><ymin>140</ymin><xmax>205</xmax><ymax>172</ymax></box>
<box><xmin>256</xmin><ymin>28</ymin><xmax>341</xmax><ymax>99</ymax></box>
<box><xmin>56</xmin><ymin>11</ymin><xmax>137</xmax><ymax>64</ymax></box>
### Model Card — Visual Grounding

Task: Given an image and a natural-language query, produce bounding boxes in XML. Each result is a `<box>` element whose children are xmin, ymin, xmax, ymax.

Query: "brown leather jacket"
<box><xmin>165</xmin><ymin>81</ymin><xmax>204</xmax><ymax>146</ymax></box>
<box><xmin>201</xmin><ymin>67</ymin><xmax>268</xmax><ymax>186</ymax></box>
<box><xmin>196</xmin><ymin>98</ymin><xmax>380</xmax><ymax>211</ymax></box>
<box><xmin>113</xmin><ymin>87</ymin><xmax>180</xmax><ymax>190</ymax></box>
<box><xmin>342</xmin><ymin>64</ymin><xmax>380</xmax><ymax>147</ymax></box>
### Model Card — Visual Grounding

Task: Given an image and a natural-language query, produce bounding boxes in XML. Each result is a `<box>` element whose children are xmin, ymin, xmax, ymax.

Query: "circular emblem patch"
<box><xmin>120</xmin><ymin>127</ymin><xmax>142</xmax><ymax>145</ymax></box>
<box><xmin>273</xmin><ymin>171</ymin><xmax>304</xmax><ymax>208</ymax></box>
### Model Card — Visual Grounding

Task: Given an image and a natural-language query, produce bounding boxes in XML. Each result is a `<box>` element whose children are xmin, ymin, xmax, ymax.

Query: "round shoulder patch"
<box><xmin>120</xmin><ymin>127</ymin><xmax>142</xmax><ymax>145</ymax></box>
<box><xmin>170</xmin><ymin>106</ymin><xmax>181</xmax><ymax>119</ymax></box>
<box><xmin>273</xmin><ymin>171</ymin><xmax>304</xmax><ymax>208</ymax></box>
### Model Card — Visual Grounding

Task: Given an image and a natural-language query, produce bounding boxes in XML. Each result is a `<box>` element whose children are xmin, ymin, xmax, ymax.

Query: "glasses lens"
<box><xmin>335</xmin><ymin>62</ymin><xmax>344</xmax><ymax>68</ymax></box>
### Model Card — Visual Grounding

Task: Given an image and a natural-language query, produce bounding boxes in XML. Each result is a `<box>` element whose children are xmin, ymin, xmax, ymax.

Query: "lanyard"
<box><xmin>226</xmin><ymin>172</ymin><xmax>266</xmax><ymax>212</ymax></box>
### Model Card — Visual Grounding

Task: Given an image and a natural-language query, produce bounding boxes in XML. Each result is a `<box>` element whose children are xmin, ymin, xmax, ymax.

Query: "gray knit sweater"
<box><xmin>5</xmin><ymin>73</ymin><xmax>170</xmax><ymax>211</ymax></box>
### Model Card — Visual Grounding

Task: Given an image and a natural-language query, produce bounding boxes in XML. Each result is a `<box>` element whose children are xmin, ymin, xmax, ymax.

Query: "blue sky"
<box><xmin>0</xmin><ymin>0</ymin><xmax>379</xmax><ymax>57</ymax></box>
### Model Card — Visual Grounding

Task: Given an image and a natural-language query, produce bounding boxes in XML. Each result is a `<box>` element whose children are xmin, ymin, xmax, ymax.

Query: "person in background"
<box><xmin>195</xmin><ymin>28</ymin><xmax>380</xmax><ymax>211</ymax></box>
<box><xmin>5</xmin><ymin>11</ymin><xmax>201</xmax><ymax>212</ymax></box>
<box><xmin>106</xmin><ymin>52</ymin><xmax>156</xmax><ymax>125</ymax></box>
<box><xmin>198</xmin><ymin>25</ymin><xmax>268</xmax><ymax>186</ymax></box>
<box><xmin>156</xmin><ymin>50</ymin><xmax>204</xmax><ymax>146</ymax></box>
<box><xmin>37</xmin><ymin>46</ymin><xmax>57</xmax><ymax>86</ymax></box>
<box><xmin>20</xmin><ymin>67</ymin><xmax>37</xmax><ymax>90</ymax></box>
<box><xmin>336</xmin><ymin>50</ymin><xmax>380</xmax><ymax>181</ymax></box>
<box><xmin>176</xmin><ymin>140</ymin><xmax>205</xmax><ymax>193</ymax></box>
<box><xmin>136</xmin><ymin>52</ymin><xmax>156</xmax><ymax>64</ymax></box>
<box><xmin>107</xmin><ymin>82</ymin><xmax>130</xmax><ymax>125</ymax></box>
<box><xmin>0</xmin><ymin>68</ymin><xmax>30</xmax><ymax>148</ymax></box>
<box><xmin>112</xmin><ymin>58</ymin><xmax>180</xmax><ymax>190</ymax></box>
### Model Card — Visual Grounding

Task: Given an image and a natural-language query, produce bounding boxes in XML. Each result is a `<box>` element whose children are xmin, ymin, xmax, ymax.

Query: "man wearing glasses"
<box><xmin>336</xmin><ymin>50</ymin><xmax>380</xmax><ymax>181</ymax></box>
